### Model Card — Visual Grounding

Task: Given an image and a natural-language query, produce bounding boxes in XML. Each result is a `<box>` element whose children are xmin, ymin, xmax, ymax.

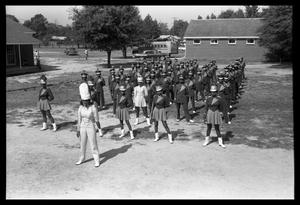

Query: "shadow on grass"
<box><xmin>223</xmin><ymin>131</ymin><xmax>234</xmax><ymax>142</ymax></box>
<box><xmin>268</xmin><ymin>63</ymin><xmax>293</xmax><ymax>69</ymax></box>
<box><xmin>83</xmin><ymin>144</ymin><xmax>133</xmax><ymax>165</ymax></box>
<box><xmin>102</xmin><ymin>124</ymin><xmax>121</xmax><ymax>135</ymax></box>
<box><xmin>56</xmin><ymin>121</ymin><xmax>77</xmax><ymax>131</ymax></box>
<box><xmin>173</xmin><ymin>128</ymin><xmax>189</xmax><ymax>140</ymax></box>
<box><xmin>6</xmin><ymin>65</ymin><xmax>60</xmax><ymax>77</ymax></box>
<box><xmin>97</xmin><ymin>61</ymin><xmax>137</xmax><ymax>69</ymax></box>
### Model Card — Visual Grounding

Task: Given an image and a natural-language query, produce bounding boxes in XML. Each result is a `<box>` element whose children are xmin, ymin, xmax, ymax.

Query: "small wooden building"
<box><xmin>184</xmin><ymin>18</ymin><xmax>267</xmax><ymax>61</ymax></box>
<box><xmin>6</xmin><ymin>17</ymin><xmax>41</xmax><ymax>75</ymax></box>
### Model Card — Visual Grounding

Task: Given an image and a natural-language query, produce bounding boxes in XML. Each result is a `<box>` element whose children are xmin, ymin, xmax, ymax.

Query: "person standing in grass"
<box><xmin>174</xmin><ymin>75</ymin><xmax>193</xmax><ymax>124</ymax></box>
<box><xmin>76</xmin><ymin>84</ymin><xmax>101</xmax><ymax>167</ymax></box>
<box><xmin>84</xmin><ymin>48</ymin><xmax>88</xmax><ymax>60</ymax></box>
<box><xmin>116</xmin><ymin>85</ymin><xmax>134</xmax><ymax>139</ymax></box>
<box><xmin>133</xmin><ymin>76</ymin><xmax>150</xmax><ymax>126</ymax></box>
<box><xmin>151</xmin><ymin>85</ymin><xmax>173</xmax><ymax>143</ymax></box>
<box><xmin>38</xmin><ymin>75</ymin><xmax>57</xmax><ymax>131</ymax></box>
<box><xmin>94</xmin><ymin>68</ymin><xmax>106</xmax><ymax>110</ymax></box>
<box><xmin>203</xmin><ymin>85</ymin><xmax>226</xmax><ymax>148</ymax></box>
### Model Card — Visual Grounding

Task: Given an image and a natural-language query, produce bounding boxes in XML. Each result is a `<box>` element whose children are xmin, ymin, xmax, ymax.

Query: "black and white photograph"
<box><xmin>6</xmin><ymin>5</ymin><xmax>293</xmax><ymax>199</ymax></box>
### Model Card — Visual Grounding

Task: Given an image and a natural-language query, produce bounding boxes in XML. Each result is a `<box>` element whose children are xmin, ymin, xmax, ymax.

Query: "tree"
<box><xmin>6</xmin><ymin>14</ymin><xmax>19</xmax><ymax>23</ymax></box>
<box><xmin>23</xmin><ymin>14</ymin><xmax>48</xmax><ymax>41</ymax></box>
<box><xmin>210</xmin><ymin>13</ymin><xmax>217</xmax><ymax>19</ymax></box>
<box><xmin>258</xmin><ymin>6</ymin><xmax>292</xmax><ymax>62</ymax></box>
<box><xmin>197</xmin><ymin>15</ymin><xmax>202</xmax><ymax>19</ymax></box>
<box><xmin>169</xmin><ymin>19</ymin><xmax>189</xmax><ymax>39</ymax></box>
<box><xmin>206</xmin><ymin>15</ymin><xmax>210</xmax><ymax>19</ymax></box>
<box><xmin>258</xmin><ymin>7</ymin><xmax>270</xmax><ymax>17</ymax></box>
<box><xmin>141</xmin><ymin>14</ymin><xmax>161</xmax><ymax>41</ymax></box>
<box><xmin>71</xmin><ymin>6</ymin><xmax>142</xmax><ymax>67</ymax></box>
<box><xmin>158</xmin><ymin>22</ymin><xmax>170</xmax><ymax>35</ymax></box>
<box><xmin>245</xmin><ymin>5</ymin><xmax>260</xmax><ymax>18</ymax></box>
<box><xmin>218</xmin><ymin>9</ymin><xmax>235</xmax><ymax>18</ymax></box>
<box><xmin>234</xmin><ymin>9</ymin><xmax>245</xmax><ymax>18</ymax></box>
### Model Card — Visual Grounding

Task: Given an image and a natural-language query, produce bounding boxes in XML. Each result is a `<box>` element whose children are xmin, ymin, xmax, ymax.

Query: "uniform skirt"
<box><xmin>152</xmin><ymin>107</ymin><xmax>167</xmax><ymax>121</ymax></box>
<box><xmin>38</xmin><ymin>99</ymin><xmax>51</xmax><ymax>111</ymax></box>
<box><xmin>116</xmin><ymin>107</ymin><xmax>130</xmax><ymax>121</ymax></box>
<box><xmin>206</xmin><ymin>109</ymin><xmax>222</xmax><ymax>125</ymax></box>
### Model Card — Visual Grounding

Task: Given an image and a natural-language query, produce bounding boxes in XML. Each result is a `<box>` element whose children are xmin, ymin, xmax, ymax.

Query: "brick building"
<box><xmin>183</xmin><ymin>18</ymin><xmax>267</xmax><ymax>61</ymax></box>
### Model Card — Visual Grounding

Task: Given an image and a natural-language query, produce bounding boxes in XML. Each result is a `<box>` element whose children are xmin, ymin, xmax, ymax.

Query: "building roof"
<box><xmin>184</xmin><ymin>18</ymin><xmax>264</xmax><ymax>39</ymax></box>
<box><xmin>155</xmin><ymin>35</ymin><xmax>180</xmax><ymax>41</ymax></box>
<box><xmin>6</xmin><ymin>17</ymin><xmax>41</xmax><ymax>45</ymax></box>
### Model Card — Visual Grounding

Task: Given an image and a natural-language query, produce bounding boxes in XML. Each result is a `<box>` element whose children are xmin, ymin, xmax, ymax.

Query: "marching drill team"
<box><xmin>38</xmin><ymin>56</ymin><xmax>246</xmax><ymax>167</ymax></box>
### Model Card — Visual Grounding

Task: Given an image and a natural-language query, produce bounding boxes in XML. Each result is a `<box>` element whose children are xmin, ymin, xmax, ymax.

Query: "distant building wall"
<box><xmin>185</xmin><ymin>39</ymin><xmax>267</xmax><ymax>61</ymax></box>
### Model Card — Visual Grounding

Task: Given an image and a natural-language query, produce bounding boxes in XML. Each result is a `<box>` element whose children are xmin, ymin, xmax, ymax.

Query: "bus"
<box><xmin>132</xmin><ymin>35</ymin><xmax>179</xmax><ymax>57</ymax></box>
<box><xmin>151</xmin><ymin>40</ymin><xmax>178</xmax><ymax>56</ymax></box>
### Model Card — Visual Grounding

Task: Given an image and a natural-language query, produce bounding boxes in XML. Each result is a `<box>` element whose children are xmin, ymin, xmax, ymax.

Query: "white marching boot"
<box><xmin>119</xmin><ymin>129</ymin><xmax>125</xmax><ymax>138</ymax></box>
<box><xmin>134</xmin><ymin>118</ymin><xmax>139</xmax><ymax>125</ymax></box>
<box><xmin>40</xmin><ymin>122</ymin><xmax>47</xmax><ymax>131</ymax></box>
<box><xmin>203</xmin><ymin>136</ymin><xmax>210</xmax><ymax>146</ymax></box>
<box><xmin>146</xmin><ymin>118</ymin><xmax>151</xmax><ymax>126</ymax></box>
<box><xmin>98</xmin><ymin>129</ymin><xmax>103</xmax><ymax>137</ymax></box>
<box><xmin>75</xmin><ymin>157</ymin><xmax>85</xmax><ymax>165</ymax></box>
<box><xmin>168</xmin><ymin>133</ymin><xmax>173</xmax><ymax>144</ymax></box>
<box><xmin>154</xmin><ymin>133</ymin><xmax>159</xmax><ymax>142</ymax></box>
<box><xmin>93</xmin><ymin>155</ymin><xmax>100</xmax><ymax>167</ymax></box>
<box><xmin>52</xmin><ymin>123</ymin><xmax>57</xmax><ymax>131</ymax></box>
<box><xmin>218</xmin><ymin>137</ymin><xmax>226</xmax><ymax>148</ymax></box>
<box><xmin>130</xmin><ymin>130</ymin><xmax>134</xmax><ymax>140</ymax></box>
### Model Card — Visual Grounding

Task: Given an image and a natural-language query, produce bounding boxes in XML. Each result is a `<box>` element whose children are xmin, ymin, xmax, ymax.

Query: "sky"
<box><xmin>6</xmin><ymin>5</ymin><xmax>267</xmax><ymax>28</ymax></box>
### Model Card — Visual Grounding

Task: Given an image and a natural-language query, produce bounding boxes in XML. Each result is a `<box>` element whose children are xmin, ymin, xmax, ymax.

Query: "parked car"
<box><xmin>178</xmin><ymin>45</ymin><xmax>186</xmax><ymax>51</ymax></box>
<box><xmin>64</xmin><ymin>47</ymin><xmax>78</xmax><ymax>55</ymax></box>
<box><xmin>133</xmin><ymin>49</ymin><xmax>167</xmax><ymax>59</ymax></box>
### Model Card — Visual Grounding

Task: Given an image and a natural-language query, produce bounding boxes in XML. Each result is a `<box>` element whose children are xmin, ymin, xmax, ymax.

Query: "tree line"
<box><xmin>197</xmin><ymin>5</ymin><xmax>268</xmax><ymax>19</ymax></box>
<box><xmin>7</xmin><ymin>5</ymin><xmax>292</xmax><ymax>64</ymax></box>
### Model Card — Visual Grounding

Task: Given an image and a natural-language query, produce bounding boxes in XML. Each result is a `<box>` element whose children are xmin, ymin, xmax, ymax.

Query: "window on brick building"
<box><xmin>210</xmin><ymin>39</ymin><xmax>218</xmax><ymax>45</ymax></box>
<box><xmin>228</xmin><ymin>39</ymin><xmax>236</xmax><ymax>45</ymax></box>
<box><xmin>246</xmin><ymin>39</ymin><xmax>255</xmax><ymax>45</ymax></box>
<box><xmin>193</xmin><ymin>39</ymin><xmax>201</xmax><ymax>44</ymax></box>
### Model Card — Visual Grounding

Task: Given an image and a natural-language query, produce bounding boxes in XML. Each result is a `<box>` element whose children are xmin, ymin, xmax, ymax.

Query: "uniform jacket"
<box><xmin>174</xmin><ymin>83</ymin><xmax>189</xmax><ymax>103</ymax></box>
<box><xmin>112</xmin><ymin>82</ymin><xmax>120</xmax><ymax>100</ymax></box>
<box><xmin>39</xmin><ymin>87</ymin><xmax>54</xmax><ymax>101</ymax></box>
<box><xmin>204</xmin><ymin>96</ymin><xmax>224</xmax><ymax>113</ymax></box>
<box><xmin>94</xmin><ymin>76</ymin><xmax>106</xmax><ymax>92</ymax></box>
<box><xmin>152</xmin><ymin>94</ymin><xmax>170</xmax><ymax>109</ymax></box>
<box><xmin>117</xmin><ymin>94</ymin><xmax>133</xmax><ymax>109</ymax></box>
<box><xmin>134</xmin><ymin>85</ymin><xmax>148</xmax><ymax>107</ymax></box>
<box><xmin>185</xmin><ymin>78</ymin><xmax>196</xmax><ymax>96</ymax></box>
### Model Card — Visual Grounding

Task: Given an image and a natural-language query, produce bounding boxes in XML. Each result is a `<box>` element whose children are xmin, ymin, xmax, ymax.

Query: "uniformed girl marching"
<box><xmin>116</xmin><ymin>85</ymin><xmax>135</xmax><ymax>139</ymax></box>
<box><xmin>76</xmin><ymin>85</ymin><xmax>101</xmax><ymax>167</ymax></box>
<box><xmin>133</xmin><ymin>76</ymin><xmax>150</xmax><ymax>125</ymax></box>
<box><xmin>38</xmin><ymin>75</ymin><xmax>57</xmax><ymax>131</ymax></box>
<box><xmin>203</xmin><ymin>85</ymin><xmax>226</xmax><ymax>148</ymax></box>
<box><xmin>151</xmin><ymin>85</ymin><xmax>173</xmax><ymax>143</ymax></box>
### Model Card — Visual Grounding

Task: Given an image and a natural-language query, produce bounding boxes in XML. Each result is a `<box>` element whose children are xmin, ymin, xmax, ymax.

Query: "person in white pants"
<box><xmin>76</xmin><ymin>82</ymin><xmax>101</xmax><ymax>167</ymax></box>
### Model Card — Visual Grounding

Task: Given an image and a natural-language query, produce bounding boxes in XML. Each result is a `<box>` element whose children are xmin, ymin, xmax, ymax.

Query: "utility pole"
<box><xmin>171</xmin><ymin>17</ymin><xmax>177</xmax><ymax>36</ymax></box>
